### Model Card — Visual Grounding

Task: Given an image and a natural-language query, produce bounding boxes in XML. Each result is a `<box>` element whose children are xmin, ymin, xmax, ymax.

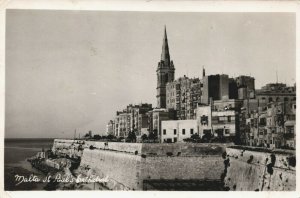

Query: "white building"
<box><xmin>196</xmin><ymin>105</ymin><xmax>212</xmax><ymax>138</ymax></box>
<box><xmin>196</xmin><ymin>105</ymin><xmax>238</xmax><ymax>139</ymax></box>
<box><xmin>161</xmin><ymin>120</ymin><xmax>198</xmax><ymax>143</ymax></box>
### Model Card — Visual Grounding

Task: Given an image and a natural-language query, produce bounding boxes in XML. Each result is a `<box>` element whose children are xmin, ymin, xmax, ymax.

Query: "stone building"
<box><xmin>196</xmin><ymin>104</ymin><xmax>239</xmax><ymax>141</ymax></box>
<box><xmin>166</xmin><ymin>76</ymin><xmax>202</xmax><ymax>120</ymax></box>
<box><xmin>156</xmin><ymin>26</ymin><xmax>175</xmax><ymax>108</ymax></box>
<box><xmin>245</xmin><ymin>101</ymin><xmax>296</xmax><ymax>149</ymax></box>
<box><xmin>256</xmin><ymin>83</ymin><xmax>296</xmax><ymax>105</ymax></box>
<box><xmin>161</xmin><ymin>120</ymin><xmax>198</xmax><ymax>143</ymax></box>
<box><xmin>114</xmin><ymin>112</ymin><xmax>131</xmax><ymax>138</ymax></box>
<box><xmin>147</xmin><ymin>108</ymin><xmax>177</xmax><ymax>142</ymax></box>
<box><xmin>111</xmin><ymin>103</ymin><xmax>152</xmax><ymax>138</ymax></box>
<box><xmin>126</xmin><ymin>103</ymin><xmax>153</xmax><ymax>136</ymax></box>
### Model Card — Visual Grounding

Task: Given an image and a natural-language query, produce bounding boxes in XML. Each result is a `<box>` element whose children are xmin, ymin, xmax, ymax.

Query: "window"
<box><xmin>163</xmin><ymin>129</ymin><xmax>166</xmax><ymax>135</ymax></box>
<box><xmin>182</xmin><ymin>129</ymin><xmax>185</xmax><ymax>135</ymax></box>
<box><xmin>219</xmin><ymin>117</ymin><xmax>226</xmax><ymax>121</ymax></box>
<box><xmin>225</xmin><ymin>129</ymin><xmax>230</xmax><ymax>134</ymax></box>
<box><xmin>228</xmin><ymin>116</ymin><xmax>231</xmax><ymax>122</ymax></box>
<box><xmin>174</xmin><ymin>129</ymin><xmax>177</xmax><ymax>135</ymax></box>
<box><xmin>269</xmin><ymin>97</ymin><xmax>273</xmax><ymax>103</ymax></box>
<box><xmin>174</xmin><ymin>137</ymin><xmax>177</xmax><ymax>143</ymax></box>
<box><xmin>200</xmin><ymin>115</ymin><xmax>208</xmax><ymax>125</ymax></box>
<box><xmin>190</xmin><ymin>129</ymin><xmax>194</xmax><ymax>135</ymax></box>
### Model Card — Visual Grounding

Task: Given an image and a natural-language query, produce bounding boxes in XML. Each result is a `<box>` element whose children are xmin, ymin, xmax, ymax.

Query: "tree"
<box><xmin>107</xmin><ymin>134</ymin><xmax>116</xmax><ymax>140</ymax></box>
<box><xmin>93</xmin><ymin>135</ymin><xmax>101</xmax><ymax>140</ymax></box>
<box><xmin>141</xmin><ymin>134</ymin><xmax>148</xmax><ymax>142</ymax></box>
<box><xmin>148</xmin><ymin>131</ymin><xmax>158</xmax><ymax>142</ymax></box>
<box><xmin>126</xmin><ymin>131</ymin><xmax>137</xmax><ymax>143</ymax></box>
<box><xmin>202</xmin><ymin>131</ymin><xmax>213</xmax><ymax>143</ymax></box>
<box><xmin>183</xmin><ymin>134</ymin><xmax>201</xmax><ymax>143</ymax></box>
<box><xmin>191</xmin><ymin>133</ymin><xmax>201</xmax><ymax>143</ymax></box>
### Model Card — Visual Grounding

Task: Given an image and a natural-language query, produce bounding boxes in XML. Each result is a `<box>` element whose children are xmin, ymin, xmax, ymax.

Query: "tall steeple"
<box><xmin>161</xmin><ymin>26</ymin><xmax>170</xmax><ymax>66</ymax></box>
<box><xmin>156</xmin><ymin>26</ymin><xmax>175</xmax><ymax>108</ymax></box>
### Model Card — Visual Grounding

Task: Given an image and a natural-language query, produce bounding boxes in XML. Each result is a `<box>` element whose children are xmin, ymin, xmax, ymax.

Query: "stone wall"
<box><xmin>224</xmin><ymin>146</ymin><xmax>295</xmax><ymax>191</ymax></box>
<box><xmin>79</xmin><ymin>142</ymin><xmax>228</xmax><ymax>190</ymax></box>
<box><xmin>51</xmin><ymin>139</ymin><xmax>296</xmax><ymax>191</ymax></box>
<box><xmin>52</xmin><ymin>139</ymin><xmax>84</xmax><ymax>158</ymax></box>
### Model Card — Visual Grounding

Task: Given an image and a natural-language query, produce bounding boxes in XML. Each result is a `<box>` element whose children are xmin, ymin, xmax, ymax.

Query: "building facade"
<box><xmin>147</xmin><ymin>108</ymin><xmax>177</xmax><ymax>142</ymax></box>
<box><xmin>202</xmin><ymin>74</ymin><xmax>229</xmax><ymax>104</ymax></box>
<box><xmin>245</xmin><ymin>101</ymin><xmax>296</xmax><ymax>149</ymax></box>
<box><xmin>256</xmin><ymin>83</ymin><xmax>296</xmax><ymax>105</ymax></box>
<box><xmin>161</xmin><ymin>120</ymin><xmax>198</xmax><ymax>143</ymax></box>
<box><xmin>235</xmin><ymin>75</ymin><xmax>255</xmax><ymax>100</ymax></box>
<box><xmin>166</xmin><ymin>76</ymin><xmax>202</xmax><ymax>120</ymax></box>
<box><xmin>110</xmin><ymin>103</ymin><xmax>152</xmax><ymax>138</ymax></box>
<box><xmin>196</xmin><ymin>102</ymin><xmax>239</xmax><ymax>141</ymax></box>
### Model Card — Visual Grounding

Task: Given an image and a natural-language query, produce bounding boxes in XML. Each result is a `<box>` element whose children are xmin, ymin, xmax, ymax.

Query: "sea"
<box><xmin>4</xmin><ymin>138</ymin><xmax>54</xmax><ymax>191</ymax></box>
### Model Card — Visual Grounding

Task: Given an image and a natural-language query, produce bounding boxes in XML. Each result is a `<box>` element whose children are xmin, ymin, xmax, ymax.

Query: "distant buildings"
<box><xmin>104</xmin><ymin>27</ymin><xmax>296</xmax><ymax>149</ymax></box>
<box><xmin>256</xmin><ymin>83</ymin><xmax>296</xmax><ymax>105</ymax></box>
<box><xmin>166</xmin><ymin>76</ymin><xmax>202</xmax><ymax>120</ymax></box>
<box><xmin>107</xmin><ymin>103</ymin><xmax>153</xmax><ymax>138</ymax></box>
<box><xmin>244</xmin><ymin>100</ymin><xmax>296</xmax><ymax>149</ymax></box>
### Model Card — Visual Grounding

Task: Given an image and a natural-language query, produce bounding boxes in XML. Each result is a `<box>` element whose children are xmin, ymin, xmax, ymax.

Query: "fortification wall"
<box><xmin>85</xmin><ymin>141</ymin><xmax>143</xmax><ymax>154</ymax></box>
<box><xmin>224</xmin><ymin>146</ymin><xmax>296</xmax><ymax>191</ymax></box>
<box><xmin>52</xmin><ymin>139</ymin><xmax>84</xmax><ymax>158</ymax></box>
<box><xmin>80</xmin><ymin>149</ymin><xmax>142</xmax><ymax>190</ymax></box>
<box><xmin>51</xmin><ymin>139</ymin><xmax>296</xmax><ymax>191</ymax></box>
<box><xmin>79</xmin><ymin>143</ymin><xmax>227</xmax><ymax>190</ymax></box>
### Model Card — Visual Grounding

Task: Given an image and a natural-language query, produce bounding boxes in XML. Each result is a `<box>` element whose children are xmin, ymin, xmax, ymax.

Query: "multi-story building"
<box><xmin>256</xmin><ymin>83</ymin><xmax>296</xmax><ymax>105</ymax></box>
<box><xmin>114</xmin><ymin>112</ymin><xmax>131</xmax><ymax>138</ymax></box>
<box><xmin>235</xmin><ymin>75</ymin><xmax>255</xmax><ymax>99</ymax></box>
<box><xmin>156</xmin><ymin>27</ymin><xmax>175</xmax><ymax>108</ymax></box>
<box><xmin>126</xmin><ymin>103</ymin><xmax>153</xmax><ymax>136</ymax></box>
<box><xmin>245</xmin><ymin>101</ymin><xmax>296</xmax><ymax>149</ymax></box>
<box><xmin>110</xmin><ymin>103</ymin><xmax>152</xmax><ymax>138</ymax></box>
<box><xmin>166</xmin><ymin>76</ymin><xmax>202</xmax><ymax>120</ymax></box>
<box><xmin>147</xmin><ymin>108</ymin><xmax>176</xmax><ymax>141</ymax></box>
<box><xmin>196</xmin><ymin>104</ymin><xmax>239</xmax><ymax>141</ymax></box>
<box><xmin>202</xmin><ymin>74</ymin><xmax>229</xmax><ymax>104</ymax></box>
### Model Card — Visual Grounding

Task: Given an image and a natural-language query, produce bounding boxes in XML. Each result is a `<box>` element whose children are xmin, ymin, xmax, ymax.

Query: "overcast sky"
<box><xmin>5</xmin><ymin>10</ymin><xmax>295</xmax><ymax>138</ymax></box>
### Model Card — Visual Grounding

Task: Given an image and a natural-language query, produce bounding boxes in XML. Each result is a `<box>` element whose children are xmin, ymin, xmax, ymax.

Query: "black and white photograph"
<box><xmin>1</xmin><ymin>0</ymin><xmax>298</xmax><ymax>196</ymax></box>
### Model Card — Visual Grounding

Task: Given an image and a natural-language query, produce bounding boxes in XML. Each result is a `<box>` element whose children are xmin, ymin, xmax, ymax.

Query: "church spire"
<box><xmin>161</xmin><ymin>25</ymin><xmax>170</xmax><ymax>66</ymax></box>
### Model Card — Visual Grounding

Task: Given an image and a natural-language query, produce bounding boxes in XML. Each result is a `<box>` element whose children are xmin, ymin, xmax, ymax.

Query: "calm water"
<box><xmin>5</xmin><ymin>138</ymin><xmax>54</xmax><ymax>190</ymax></box>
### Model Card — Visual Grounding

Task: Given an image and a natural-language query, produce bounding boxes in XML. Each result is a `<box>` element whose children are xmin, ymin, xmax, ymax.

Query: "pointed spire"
<box><xmin>161</xmin><ymin>25</ymin><xmax>170</xmax><ymax>66</ymax></box>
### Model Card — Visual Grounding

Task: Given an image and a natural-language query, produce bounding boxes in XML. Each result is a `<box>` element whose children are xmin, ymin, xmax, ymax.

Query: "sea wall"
<box><xmin>79</xmin><ymin>142</ymin><xmax>228</xmax><ymax>190</ymax></box>
<box><xmin>224</xmin><ymin>146</ymin><xmax>296</xmax><ymax>191</ymax></box>
<box><xmin>51</xmin><ymin>139</ymin><xmax>296</xmax><ymax>191</ymax></box>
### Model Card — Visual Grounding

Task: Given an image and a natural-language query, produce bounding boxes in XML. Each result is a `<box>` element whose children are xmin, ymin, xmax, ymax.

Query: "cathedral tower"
<box><xmin>156</xmin><ymin>26</ymin><xmax>175</xmax><ymax>108</ymax></box>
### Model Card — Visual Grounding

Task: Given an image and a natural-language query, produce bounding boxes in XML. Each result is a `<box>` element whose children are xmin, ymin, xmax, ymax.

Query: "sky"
<box><xmin>5</xmin><ymin>10</ymin><xmax>295</xmax><ymax>138</ymax></box>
